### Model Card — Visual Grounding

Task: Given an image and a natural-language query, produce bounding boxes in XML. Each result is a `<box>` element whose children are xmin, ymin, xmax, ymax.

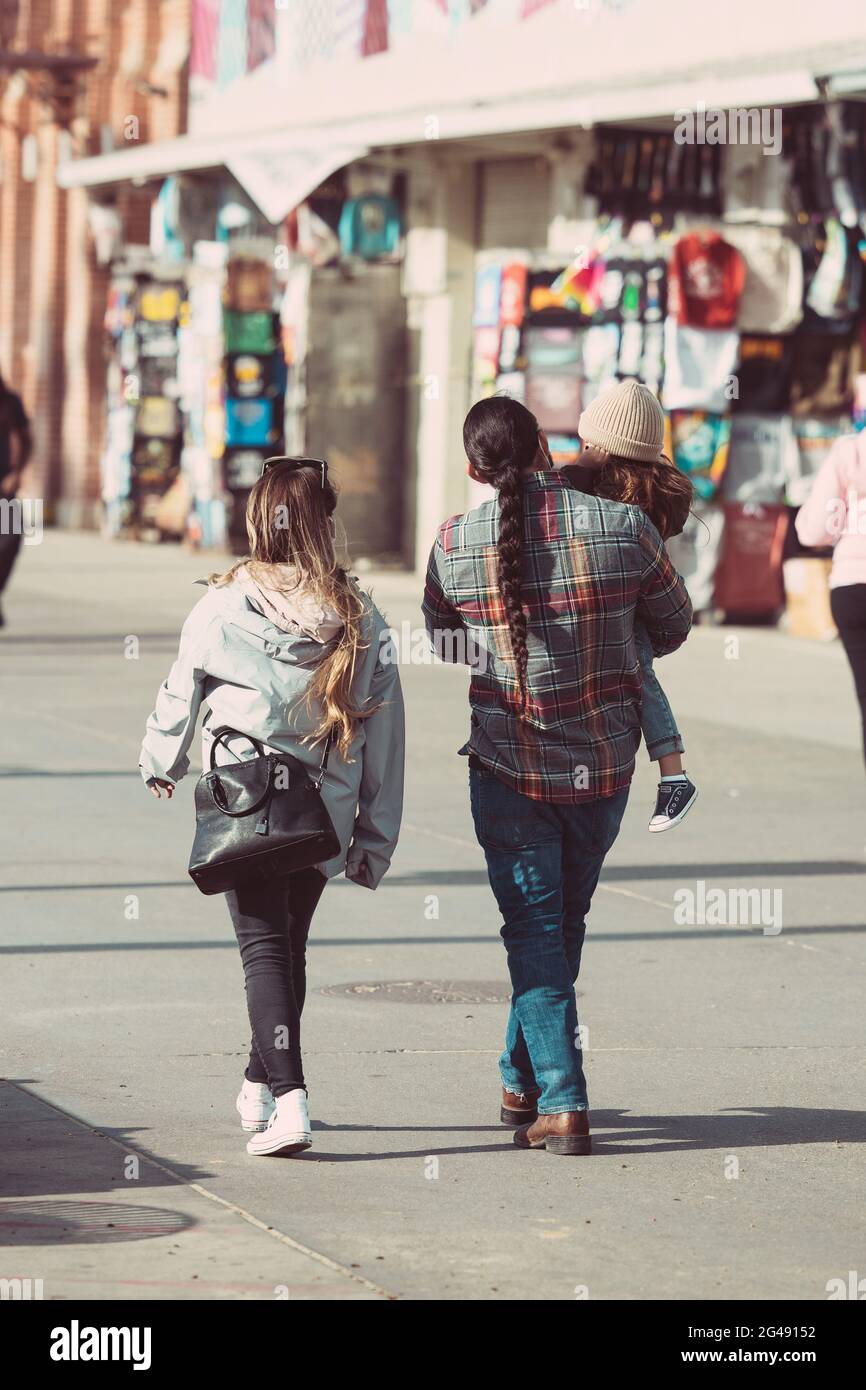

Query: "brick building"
<box><xmin>0</xmin><ymin>0</ymin><xmax>190</xmax><ymax>524</ymax></box>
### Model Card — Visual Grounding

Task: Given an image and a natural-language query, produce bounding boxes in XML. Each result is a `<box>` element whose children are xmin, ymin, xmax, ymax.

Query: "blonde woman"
<box><xmin>139</xmin><ymin>458</ymin><xmax>405</xmax><ymax>1157</ymax></box>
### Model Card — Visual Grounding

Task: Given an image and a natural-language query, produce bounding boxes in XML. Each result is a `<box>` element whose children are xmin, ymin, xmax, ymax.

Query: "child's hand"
<box><xmin>148</xmin><ymin>779</ymin><xmax>174</xmax><ymax>799</ymax></box>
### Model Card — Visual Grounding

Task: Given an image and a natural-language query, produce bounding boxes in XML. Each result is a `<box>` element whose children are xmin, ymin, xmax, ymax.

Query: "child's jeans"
<box><xmin>635</xmin><ymin>626</ymin><xmax>684</xmax><ymax>762</ymax></box>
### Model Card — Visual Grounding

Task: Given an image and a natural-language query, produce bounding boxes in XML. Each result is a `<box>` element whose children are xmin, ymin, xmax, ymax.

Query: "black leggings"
<box><xmin>225</xmin><ymin>867</ymin><xmax>327</xmax><ymax>1098</ymax></box>
<box><xmin>0</xmin><ymin>528</ymin><xmax>22</xmax><ymax>593</ymax></box>
<box><xmin>831</xmin><ymin>583</ymin><xmax>866</xmax><ymax>768</ymax></box>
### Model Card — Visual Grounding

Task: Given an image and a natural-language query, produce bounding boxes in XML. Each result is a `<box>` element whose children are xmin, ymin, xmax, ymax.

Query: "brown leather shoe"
<box><xmin>514</xmin><ymin>1110</ymin><xmax>591</xmax><ymax>1155</ymax></box>
<box><xmin>500</xmin><ymin>1087</ymin><xmax>539</xmax><ymax>1127</ymax></box>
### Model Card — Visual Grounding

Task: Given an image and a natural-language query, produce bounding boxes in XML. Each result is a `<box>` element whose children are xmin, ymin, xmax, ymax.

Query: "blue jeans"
<box><xmin>635</xmin><ymin>626</ymin><xmax>683</xmax><ymax>760</ymax></box>
<box><xmin>469</xmin><ymin>766</ymin><xmax>629</xmax><ymax>1114</ymax></box>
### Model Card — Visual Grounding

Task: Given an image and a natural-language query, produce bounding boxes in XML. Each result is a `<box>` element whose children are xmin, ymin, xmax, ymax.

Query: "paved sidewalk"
<box><xmin>1</xmin><ymin>531</ymin><xmax>865</xmax><ymax>1301</ymax></box>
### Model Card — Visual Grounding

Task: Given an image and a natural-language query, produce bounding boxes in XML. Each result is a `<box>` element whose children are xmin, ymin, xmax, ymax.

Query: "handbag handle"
<box><xmin>209</xmin><ymin>726</ymin><xmax>266</xmax><ymax>771</ymax></box>
<box><xmin>207</xmin><ymin>725</ymin><xmax>335</xmax><ymax>814</ymax></box>
<box><xmin>210</xmin><ymin>757</ymin><xmax>276</xmax><ymax>819</ymax></box>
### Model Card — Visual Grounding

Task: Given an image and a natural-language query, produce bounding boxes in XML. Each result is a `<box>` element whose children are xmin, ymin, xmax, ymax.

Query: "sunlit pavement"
<box><xmin>1</xmin><ymin>531</ymin><xmax>864</xmax><ymax>1301</ymax></box>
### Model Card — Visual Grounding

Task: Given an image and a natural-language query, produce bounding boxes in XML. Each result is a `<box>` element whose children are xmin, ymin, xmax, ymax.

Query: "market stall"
<box><xmin>470</xmin><ymin>102</ymin><xmax>866</xmax><ymax>634</ymax></box>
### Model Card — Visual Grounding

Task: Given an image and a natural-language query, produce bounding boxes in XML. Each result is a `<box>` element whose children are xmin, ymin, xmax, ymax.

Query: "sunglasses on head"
<box><xmin>261</xmin><ymin>456</ymin><xmax>329</xmax><ymax>488</ymax></box>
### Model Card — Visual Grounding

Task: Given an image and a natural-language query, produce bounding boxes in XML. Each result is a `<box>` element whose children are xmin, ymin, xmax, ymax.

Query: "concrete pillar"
<box><xmin>404</xmin><ymin>152</ymin><xmax>477</xmax><ymax>573</ymax></box>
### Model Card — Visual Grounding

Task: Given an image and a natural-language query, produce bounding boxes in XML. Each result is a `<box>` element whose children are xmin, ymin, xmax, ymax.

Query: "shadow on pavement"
<box><xmin>302</xmin><ymin>1106</ymin><xmax>866</xmax><ymax>1160</ymax></box>
<box><xmin>0</xmin><ymin>1081</ymin><xmax>214</xmax><ymax>1200</ymax></box>
<box><xmin>2</xmin><ymin>925</ymin><xmax>865</xmax><ymax>955</ymax></box>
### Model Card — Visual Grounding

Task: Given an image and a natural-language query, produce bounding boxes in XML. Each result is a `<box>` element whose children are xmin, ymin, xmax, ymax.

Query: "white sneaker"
<box><xmin>235</xmin><ymin>1080</ymin><xmax>275</xmax><ymax>1133</ymax></box>
<box><xmin>246</xmin><ymin>1089</ymin><xmax>312</xmax><ymax>1157</ymax></box>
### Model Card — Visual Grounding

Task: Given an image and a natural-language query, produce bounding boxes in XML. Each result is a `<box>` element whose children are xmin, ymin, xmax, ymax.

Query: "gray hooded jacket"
<box><xmin>139</xmin><ymin>573</ymin><xmax>404</xmax><ymax>889</ymax></box>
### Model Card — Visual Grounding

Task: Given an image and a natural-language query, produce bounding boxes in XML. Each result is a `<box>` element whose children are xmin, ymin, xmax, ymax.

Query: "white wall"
<box><xmin>189</xmin><ymin>0</ymin><xmax>866</xmax><ymax>144</ymax></box>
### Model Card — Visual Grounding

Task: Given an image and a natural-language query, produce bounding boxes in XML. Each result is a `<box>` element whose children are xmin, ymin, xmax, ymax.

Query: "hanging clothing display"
<box><xmin>722</xmin><ymin>413</ymin><xmax>795</xmax><ymax>504</ymax></box>
<box><xmin>789</xmin><ymin>334</ymin><xmax>859</xmax><ymax>416</ymax></box>
<box><xmin>733</xmin><ymin>335</ymin><xmax>793</xmax><ymax>413</ymax></box>
<box><xmin>668</xmin><ymin>230</ymin><xmax>746</xmax><ymax>329</ymax></box>
<box><xmin>714</xmin><ymin>504</ymin><xmax>788</xmax><ymax>617</ymax></box>
<box><xmin>723</xmin><ymin>225</ymin><xmax>804</xmax><ymax>334</ymax></box>
<box><xmin>525</xmin><ymin>372</ymin><xmax>582</xmax><ymax>433</ymax></box>
<box><xmin>665</xmin><ymin>410</ymin><xmax>732</xmax><ymax>501</ymax></box>
<box><xmin>661</xmin><ymin>321</ymin><xmax>740</xmax><ymax>413</ymax></box>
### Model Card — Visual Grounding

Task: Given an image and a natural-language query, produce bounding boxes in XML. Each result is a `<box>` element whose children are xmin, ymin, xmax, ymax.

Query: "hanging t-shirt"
<box><xmin>617</xmin><ymin>321</ymin><xmax>644</xmax><ymax>379</ymax></box>
<box><xmin>592</xmin><ymin>256</ymin><xmax>668</xmax><ymax>325</ymax></box>
<box><xmin>722</xmin><ymin>142</ymin><xmax>790</xmax><ymax>225</ymax></box>
<box><xmin>722</xmin><ymin>226</ymin><xmax>804</xmax><ymax>334</ymax></box>
<box><xmin>525</xmin><ymin>372</ymin><xmax>582</xmax><ymax>433</ymax></box>
<box><xmin>474</xmin><ymin>263</ymin><xmax>502</xmax><ymax>328</ymax></box>
<box><xmin>582</xmin><ymin>324</ymin><xmax>621</xmax><ymax>382</ymax></box>
<box><xmin>662</xmin><ymin>319</ymin><xmax>740</xmax><ymax>413</ymax></box>
<box><xmin>733</xmin><ymin>335</ymin><xmax>793</xmax><ymax>413</ymax></box>
<box><xmin>500</xmin><ymin>262</ymin><xmax>528</xmax><ymax>327</ymax></box>
<box><xmin>136</xmin><ymin>396</ymin><xmax>179</xmax><ymax>440</ymax></box>
<box><xmin>524</xmin><ymin>326</ymin><xmax>584</xmax><ymax>373</ymax></box>
<box><xmin>498</xmin><ymin>323</ymin><xmax>521</xmax><ymax>373</ymax></box>
<box><xmin>223</xmin><ymin>447</ymin><xmax>269</xmax><ymax>492</ymax></box>
<box><xmin>338</xmin><ymin>194</ymin><xmax>402</xmax><ymax>261</ymax></box>
<box><xmin>803</xmin><ymin>218</ymin><xmax>861</xmax><ymax>325</ymax></box>
<box><xmin>640</xmin><ymin>321</ymin><xmax>665</xmax><ymax>395</ymax></box>
<box><xmin>138</xmin><ymin>283</ymin><xmax>182</xmax><ymax>324</ymax></box>
<box><xmin>789</xmin><ymin>335</ymin><xmax>858</xmax><ymax>416</ymax></box>
<box><xmin>668</xmin><ymin>231</ymin><xmax>746</xmax><ymax>328</ymax></box>
<box><xmin>665</xmin><ymin>410</ymin><xmax>732</xmax><ymax>501</ymax></box>
<box><xmin>722</xmin><ymin>413</ymin><xmax>794</xmax><ymax>504</ymax></box>
<box><xmin>225</xmin><ymin>398</ymin><xmax>278</xmax><ymax>447</ymax></box>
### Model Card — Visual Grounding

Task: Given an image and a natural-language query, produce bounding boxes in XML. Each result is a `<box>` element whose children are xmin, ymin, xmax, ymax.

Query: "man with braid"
<box><xmin>422</xmin><ymin>393</ymin><xmax>692</xmax><ymax>1155</ymax></box>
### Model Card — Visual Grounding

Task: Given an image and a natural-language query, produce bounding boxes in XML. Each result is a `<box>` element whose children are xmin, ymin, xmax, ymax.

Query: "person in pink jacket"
<box><xmin>796</xmin><ymin>431</ymin><xmax>866</xmax><ymax>768</ymax></box>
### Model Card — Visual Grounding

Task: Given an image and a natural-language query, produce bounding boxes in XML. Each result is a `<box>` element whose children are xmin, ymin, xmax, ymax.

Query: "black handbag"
<box><xmin>188</xmin><ymin>726</ymin><xmax>341</xmax><ymax>896</ymax></box>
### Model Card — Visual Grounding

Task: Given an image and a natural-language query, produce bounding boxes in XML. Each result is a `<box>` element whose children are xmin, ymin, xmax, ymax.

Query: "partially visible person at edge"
<box><xmin>139</xmin><ymin>460</ymin><xmax>405</xmax><ymax>1158</ymax></box>
<box><xmin>0</xmin><ymin>370</ymin><xmax>33</xmax><ymax>628</ymax></box>
<box><xmin>796</xmin><ymin>429</ymin><xmax>866</xmax><ymax>786</ymax></box>
<box><xmin>561</xmin><ymin>379</ymin><xmax>698</xmax><ymax>833</ymax></box>
<box><xmin>422</xmin><ymin>395</ymin><xmax>692</xmax><ymax>1157</ymax></box>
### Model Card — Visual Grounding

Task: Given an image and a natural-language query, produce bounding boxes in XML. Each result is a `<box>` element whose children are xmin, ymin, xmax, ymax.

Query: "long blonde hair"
<box><xmin>210</xmin><ymin>462</ymin><xmax>375</xmax><ymax>759</ymax></box>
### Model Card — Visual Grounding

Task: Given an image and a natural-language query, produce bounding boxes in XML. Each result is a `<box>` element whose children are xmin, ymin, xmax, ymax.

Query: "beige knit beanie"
<box><xmin>578</xmin><ymin>380</ymin><xmax>665</xmax><ymax>463</ymax></box>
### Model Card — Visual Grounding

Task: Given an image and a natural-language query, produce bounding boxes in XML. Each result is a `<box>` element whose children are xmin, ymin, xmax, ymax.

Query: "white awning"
<box><xmin>57</xmin><ymin>129</ymin><xmax>368</xmax><ymax>225</ymax></box>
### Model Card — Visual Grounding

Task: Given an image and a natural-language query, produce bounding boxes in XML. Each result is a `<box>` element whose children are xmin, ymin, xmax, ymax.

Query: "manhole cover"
<box><xmin>320</xmin><ymin>979</ymin><xmax>512</xmax><ymax>1004</ymax></box>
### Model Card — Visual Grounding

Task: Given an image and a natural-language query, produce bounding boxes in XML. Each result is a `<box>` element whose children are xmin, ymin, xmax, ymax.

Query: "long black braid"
<box><xmin>463</xmin><ymin>396</ymin><xmax>541</xmax><ymax>717</ymax></box>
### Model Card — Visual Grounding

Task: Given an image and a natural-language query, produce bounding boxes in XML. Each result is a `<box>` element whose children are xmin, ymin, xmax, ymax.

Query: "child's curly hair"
<box><xmin>575</xmin><ymin>447</ymin><xmax>693</xmax><ymax>541</ymax></box>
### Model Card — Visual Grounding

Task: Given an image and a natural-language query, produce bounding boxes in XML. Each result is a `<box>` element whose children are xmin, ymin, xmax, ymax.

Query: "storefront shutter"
<box><xmin>478</xmin><ymin>156</ymin><xmax>551</xmax><ymax>251</ymax></box>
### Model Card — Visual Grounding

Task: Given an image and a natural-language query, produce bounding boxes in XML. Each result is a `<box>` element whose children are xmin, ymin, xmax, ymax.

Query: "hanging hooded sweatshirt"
<box><xmin>668</xmin><ymin>231</ymin><xmax>746</xmax><ymax>329</ymax></box>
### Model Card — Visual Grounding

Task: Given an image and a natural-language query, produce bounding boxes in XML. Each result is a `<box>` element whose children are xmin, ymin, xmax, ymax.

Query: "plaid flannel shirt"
<box><xmin>422</xmin><ymin>469</ymin><xmax>692</xmax><ymax>803</ymax></box>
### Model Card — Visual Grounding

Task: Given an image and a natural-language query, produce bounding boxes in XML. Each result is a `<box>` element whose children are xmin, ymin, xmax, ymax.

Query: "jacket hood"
<box><xmin>229</xmin><ymin>564</ymin><xmax>344</xmax><ymax>645</ymax></box>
